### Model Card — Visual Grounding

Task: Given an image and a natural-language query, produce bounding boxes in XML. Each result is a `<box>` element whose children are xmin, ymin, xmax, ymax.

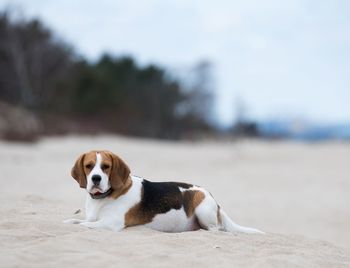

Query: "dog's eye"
<box><xmin>85</xmin><ymin>164</ymin><xmax>93</xmax><ymax>169</ymax></box>
<box><xmin>101</xmin><ymin>164</ymin><xmax>110</xmax><ymax>170</ymax></box>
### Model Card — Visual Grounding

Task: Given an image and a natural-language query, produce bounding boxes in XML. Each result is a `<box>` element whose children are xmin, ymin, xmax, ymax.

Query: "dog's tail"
<box><xmin>219</xmin><ymin>209</ymin><xmax>264</xmax><ymax>234</ymax></box>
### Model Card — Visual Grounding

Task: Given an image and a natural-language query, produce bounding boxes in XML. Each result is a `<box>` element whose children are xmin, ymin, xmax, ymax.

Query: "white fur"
<box><xmin>86</xmin><ymin>153</ymin><xmax>110</xmax><ymax>194</ymax></box>
<box><xmin>145</xmin><ymin>208</ymin><xmax>197</xmax><ymax>232</ymax></box>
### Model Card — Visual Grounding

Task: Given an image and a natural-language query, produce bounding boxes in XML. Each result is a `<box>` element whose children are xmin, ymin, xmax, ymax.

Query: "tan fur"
<box><xmin>183</xmin><ymin>190</ymin><xmax>205</xmax><ymax>217</ymax></box>
<box><xmin>124</xmin><ymin>204</ymin><xmax>150</xmax><ymax>227</ymax></box>
<box><xmin>71</xmin><ymin>153</ymin><xmax>87</xmax><ymax>188</ymax></box>
<box><xmin>110</xmin><ymin>177</ymin><xmax>133</xmax><ymax>199</ymax></box>
<box><xmin>124</xmin><ymin>188</ymin><xmax>154</xmax><ymax>227</ymax></box>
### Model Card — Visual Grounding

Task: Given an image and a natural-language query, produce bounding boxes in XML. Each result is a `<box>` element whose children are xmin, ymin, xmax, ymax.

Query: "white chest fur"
<box><xmin>83</xmin><ymin>176</ymin><xmax>143</xmax><ymax>231</ymax></box>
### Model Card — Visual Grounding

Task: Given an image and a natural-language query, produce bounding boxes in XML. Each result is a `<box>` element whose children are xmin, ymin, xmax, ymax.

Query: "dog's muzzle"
<box><xmin>90</xmin><ymin>188</ymin><xmax>113</xmax><ymax>199</ymax></box>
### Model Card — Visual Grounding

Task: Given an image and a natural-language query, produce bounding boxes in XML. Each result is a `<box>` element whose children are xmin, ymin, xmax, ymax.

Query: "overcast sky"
<box><xmin>1</xmin><ymin>0</ymin><xmax>349</xmax><ymax>126</ymax></box>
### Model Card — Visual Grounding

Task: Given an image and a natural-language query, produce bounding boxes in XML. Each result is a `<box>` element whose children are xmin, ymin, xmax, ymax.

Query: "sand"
<box><xmin>0</xmin><ymin>135</ymin><xmax>349</xmax><ymax>267</ymax></box>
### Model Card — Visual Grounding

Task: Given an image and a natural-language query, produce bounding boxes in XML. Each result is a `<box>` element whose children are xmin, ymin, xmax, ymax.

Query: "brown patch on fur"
<box><xmin>183</xmin><ymin>190</ymin><xmax>205</xmax><ymax>217</ymax></box>
<box><xmin>110</xmin><ymin>176</ymin><xmax>133</xmax><ymax>199</ymax></box>
<box><xmin>71</xmin><ymin>153</ymin><xmax>86</xmax><ymax>188</ymax></box>
<box><xmin>124</xmin><ymin>188</ymin><xmax>154</xmax><ymax>227</ymax></box>
<box><xmin>124</xmin><ymin>203</ymin><xmax>152</xmax><ymax>227</ymax></box>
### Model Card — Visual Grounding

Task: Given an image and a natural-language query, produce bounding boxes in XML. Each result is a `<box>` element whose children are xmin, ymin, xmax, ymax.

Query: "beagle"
<box><xmin>64</xmin><ymin>150</ymin><xmax>263</xmax><ymax>234</ymax></box>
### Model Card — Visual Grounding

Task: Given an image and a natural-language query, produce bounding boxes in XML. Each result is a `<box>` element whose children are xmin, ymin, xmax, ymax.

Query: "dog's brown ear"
<box><xmin>71</xmin><ymin>153</ymin><xmax>87</xmax><ymax>188</ymax></box>
<box><xmin>108</xmin><ymin>152</ymin><xmax>130</xmax><ymax>191</ymax></box>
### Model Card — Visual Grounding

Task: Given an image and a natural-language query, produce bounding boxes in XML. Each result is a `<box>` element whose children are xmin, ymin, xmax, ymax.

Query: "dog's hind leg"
<box><xmin>194</xmin><ymin>194</ymin><xmax>222</xmax><ymax>231</ymax></box>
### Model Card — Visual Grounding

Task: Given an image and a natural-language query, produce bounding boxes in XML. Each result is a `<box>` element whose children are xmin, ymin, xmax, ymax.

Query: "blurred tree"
<box><xmin>65</xmin><ymin>55</ymin><xmax>187</xmax><ymax>138</ymax></box>
<box><xmin>0</xmin><ymin>11</ymin><xmax>75</xmax><ymax>110</ymax></box>
<box><xmin>186</xmin><ymin>61</ymin><xmax>214</xmax><ymax>124</ymax></box>
<box><xmin>0</xmin><ymin>11</ymin><xmax>215</xmax><ymax>140</ymax></box>
<box><xmin>175</xmin><ymin>61</ymin><xmax>215</xmax><ymax>136</ymax></box>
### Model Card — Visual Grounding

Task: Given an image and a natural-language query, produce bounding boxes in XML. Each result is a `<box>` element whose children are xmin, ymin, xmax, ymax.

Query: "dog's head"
<box><xmin>71</xmin><ymin>150</ymin><xmax>130</xmax><ymax>199</ymax></box>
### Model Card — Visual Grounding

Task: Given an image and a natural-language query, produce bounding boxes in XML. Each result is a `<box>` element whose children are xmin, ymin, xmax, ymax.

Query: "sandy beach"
<box><xmin>0</xmin><ymin>136</ymin><xmax>349</xmax><ymax>267</ymax></box>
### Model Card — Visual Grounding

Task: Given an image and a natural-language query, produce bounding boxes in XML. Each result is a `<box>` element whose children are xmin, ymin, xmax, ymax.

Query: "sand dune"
<box><xmin>0</xmin><ymin>136</ymin><xmax>349</xmax><ymax>267</ymax></box>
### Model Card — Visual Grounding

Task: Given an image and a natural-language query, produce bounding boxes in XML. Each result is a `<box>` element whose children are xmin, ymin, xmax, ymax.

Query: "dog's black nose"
<box><xmin>91</xmin><ymin>175</ymin><xmax>101</xmax><ymax>185</ymax></box>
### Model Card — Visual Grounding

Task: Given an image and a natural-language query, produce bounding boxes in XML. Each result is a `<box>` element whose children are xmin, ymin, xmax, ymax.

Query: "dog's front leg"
<box><xmin>64</xmin><ymin>196</ymin><xmax>101</xmax><ymax>224</ymax></box>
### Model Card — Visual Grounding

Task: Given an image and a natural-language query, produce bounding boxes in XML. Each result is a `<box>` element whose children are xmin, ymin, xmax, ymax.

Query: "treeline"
<box><xmin>0</xmin><ymin>11</ymin><xmax>214</xmax><ymax>140</ymax></box>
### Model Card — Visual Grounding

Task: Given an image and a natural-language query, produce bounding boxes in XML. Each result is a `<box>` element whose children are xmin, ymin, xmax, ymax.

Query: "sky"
<box><xmin>1</xmin><ymin>0</ymin><xmax>350</xmax><ymax>126</ymax></box>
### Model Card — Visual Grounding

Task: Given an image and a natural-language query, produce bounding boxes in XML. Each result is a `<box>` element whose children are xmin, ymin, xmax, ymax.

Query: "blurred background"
<box><xmin>0</xmin><ymin>0</ymin><xmax>349</xmax><ymax>141</ymax></box>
